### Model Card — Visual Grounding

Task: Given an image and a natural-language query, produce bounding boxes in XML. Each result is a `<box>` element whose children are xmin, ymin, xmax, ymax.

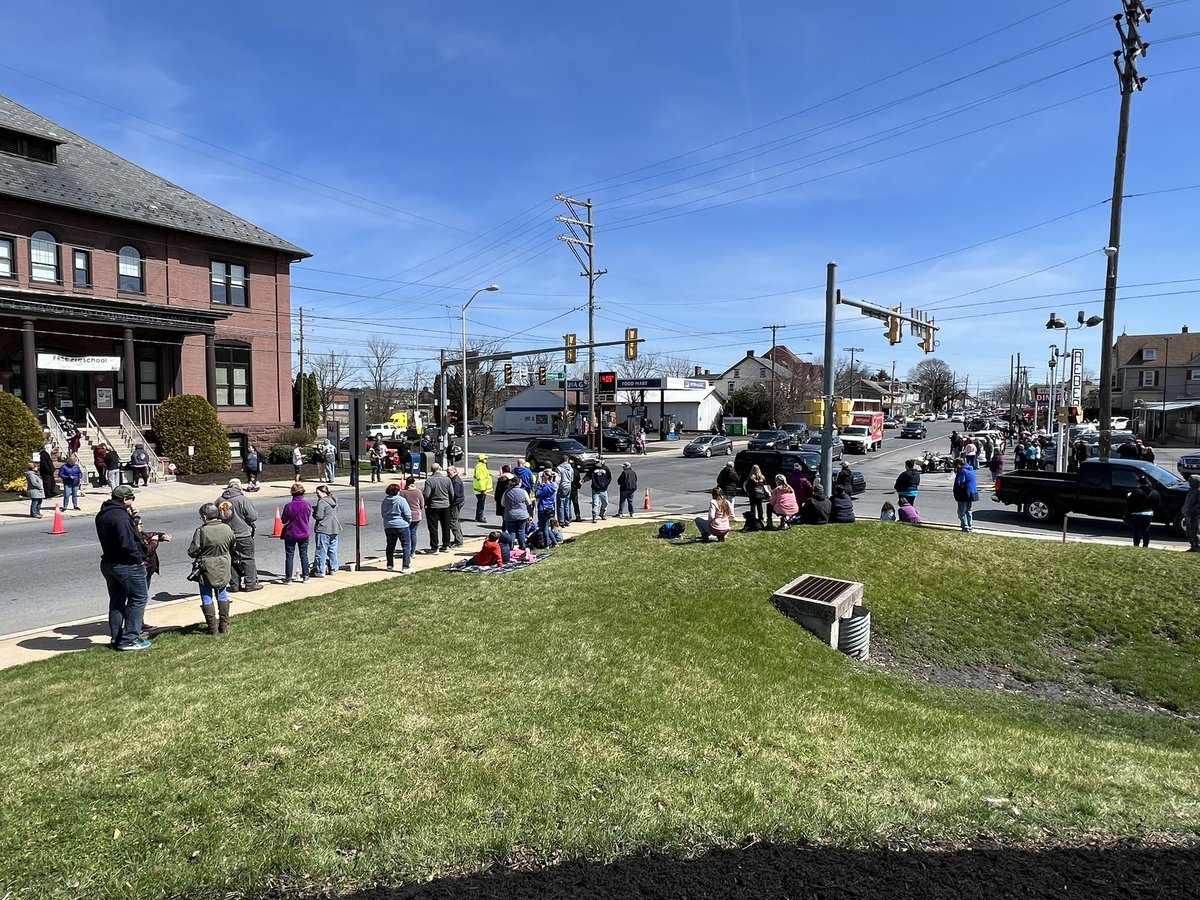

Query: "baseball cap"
<box><xmin>478</xmin><ymin>453</ymin><xmax>489</xmax><ymax>460</ymax></box>
<box><xmin>112</xmin><ymin>484</ymin><xmax>136</xmax><ymax>500</ymax></box>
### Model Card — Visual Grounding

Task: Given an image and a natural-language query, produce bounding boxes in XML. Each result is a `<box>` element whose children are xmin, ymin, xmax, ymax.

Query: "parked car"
<box><xmin>900</xmin><ymin>421</ymin><xmax>927</xmax><ymax>439</ymax></box>
<box><xmin>747</xmin><ymin>429</ymin><xmax>793</xmax><ymax>450</ymax></box>
<box><xmin>797</xmin><ymin>430</ymin><xmax>844</xmax><ymax>461</ymax></box>
<box><xmin>883</xmin><ymin>417</ymin><xmax>898</xmax><ymax>429</ymax></box>
<box><xmin>781</xmin><ymin>421</ymin><xmax>812</xmax><ymax>445</ymax></box>
<box><xmin>458</xmin><ymin>420</ymin><xmax>492</xmax><ymax>436</ymax></box>
<box><xmin>732</xmin><ymin>449</ymin><xmax>866</xmax><ymax>495</ymax></box>
<box><xmin>936</xmin><ymin>412</ymin><xmax>948</xmax><ymax>420</ymax></box>
<box><xmin>600</xmin><ymin>428</ymin><xmax>633</xmax><ymax>453</ymax></box>
<box><xmin>524</xmin><ymin>437</ymin><xmax>599</xmax><ymax>471</ymax></box>
<box><xmin>683</xmin><ymin>435</ymin><xmax>734</xmax><ymax>457</ymax></box>
<box><xmin>1178</xmin><ymin>453</ymin><xmax>1200</xmax><ymax>478</ymax></box>
<box><xmin>993</xmin><ymin>458</ymin><xmax>1188</xmax><ymax>534</ymax></box>
<box><xmin>950</xmin><ymin>414</ymin><xmax>964</xmax><ymax>423</ymax></box>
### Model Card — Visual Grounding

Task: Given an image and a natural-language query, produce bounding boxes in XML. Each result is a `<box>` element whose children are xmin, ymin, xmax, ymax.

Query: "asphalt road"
<box><xmin>2</xmin><ymin>427</ymin><xmax>1190</xmax><ymax>637</ymax></box>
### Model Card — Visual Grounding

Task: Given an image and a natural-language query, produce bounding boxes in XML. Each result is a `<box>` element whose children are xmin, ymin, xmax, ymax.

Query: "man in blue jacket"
<box><xmin>952</xmin><ymin>457</ymin><xmax>979</xmax><ymax>533</ymax></box>
<box><xmin>94</xmin><ymin>484</ymin><xmax>151</xmax><ymax>651</ymax></box>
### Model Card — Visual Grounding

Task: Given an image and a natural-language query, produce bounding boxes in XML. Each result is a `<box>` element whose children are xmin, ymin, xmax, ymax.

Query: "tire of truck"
<box><xmin>1172</xmin><ymin>510</ymin><xmax>1187</xmax><ymax>538</ymax></box>
<box><xmin>1023</xmin><ymin>497</ymin><xmax>1058</xmax><ymax>524</ymax></box>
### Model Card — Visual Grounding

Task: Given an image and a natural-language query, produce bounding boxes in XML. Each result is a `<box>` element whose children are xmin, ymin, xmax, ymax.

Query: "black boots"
<box><xmin>201</xmin><ymin>604</ymin><xmax>218</xmax><ymax>636</ymax></box>
<box><xmin>217</xmin><ymin>600</ymin><xmax>231</xmax><ymax>635</ymax></box>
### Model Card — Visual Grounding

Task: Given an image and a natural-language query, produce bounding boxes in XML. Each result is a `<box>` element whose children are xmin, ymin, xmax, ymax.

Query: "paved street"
<box><xmin>2</xmin><ymin>426</ymin><xmax>1192</xmax><ymax>640</ymax></box>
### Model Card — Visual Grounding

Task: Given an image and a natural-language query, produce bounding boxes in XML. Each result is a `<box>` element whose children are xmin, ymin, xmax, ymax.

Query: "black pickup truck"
<box><xmin>992</xmin><ymin>458</ymin><xmax>1189</xmax><ymax>534</ymax></box>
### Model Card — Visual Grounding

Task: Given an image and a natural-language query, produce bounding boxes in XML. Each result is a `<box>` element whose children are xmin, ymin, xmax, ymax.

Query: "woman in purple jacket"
<box><xmin>280</xmin><ymin>483</ymin><xmax>313</xmax><ymax>583</ymax></box>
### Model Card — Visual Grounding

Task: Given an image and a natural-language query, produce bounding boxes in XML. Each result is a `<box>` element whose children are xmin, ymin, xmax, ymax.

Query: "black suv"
<box><xmin>525</xmin><ymin>437</ymin><xmax>600</xmax><ymax>471</ymax></box>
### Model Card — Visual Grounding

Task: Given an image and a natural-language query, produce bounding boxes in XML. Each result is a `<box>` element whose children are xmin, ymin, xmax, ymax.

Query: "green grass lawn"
<box><xmin>2</xmin><ymin>524</ymin><xmax>1199</xmax><ymax>899</ymax></box>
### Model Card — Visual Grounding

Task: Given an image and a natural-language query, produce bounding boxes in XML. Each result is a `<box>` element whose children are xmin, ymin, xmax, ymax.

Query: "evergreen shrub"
<box><xmin>0</xmin><ymin>393</ymin><xmax>45</xmax><ymax>489</ymax></box>
<box><xmin>152</xmin><ymin>395</ymin><xmax>230</xmax><ymax>475</ymax></box>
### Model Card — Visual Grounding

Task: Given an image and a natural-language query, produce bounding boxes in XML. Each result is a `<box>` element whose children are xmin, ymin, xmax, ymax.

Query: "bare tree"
<box><xmin>360</xmin><ymin>336</ymin><xmax>404</xmax><ymax>422</ymax></box>
<box><xmin>310</xmin><ymin>350</ymin><xmax>354</xmax><ymax>421</ymax></box>
<box><xmin>907</xmin><ymin>358</ymin><xmax>956</xmax><ymax>411</ymax></box>
<box><xmin>660</xmin><ymin>355</ymin><xmax>699</xmax><ymax>378</ymax></box>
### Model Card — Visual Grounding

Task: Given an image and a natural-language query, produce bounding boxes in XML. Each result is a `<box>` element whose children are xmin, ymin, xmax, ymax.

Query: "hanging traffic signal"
<box><xmin>624</xmin><ymin>327</ymin><xmax>639</xmax><ymax>360</ymax></box>
<box><xmin>886</xmin><ymin>306</ymin><xmax>902</xmax><ymax>345</ymax></box>
<box><xmin>504</xmin><ymin>363</ymin><xmax>513</xmax><ymax>385</ymax></box>
<box><xmin>922</xmin><ymin>321</ymin><xmax>936</xmax><ymax>354</ymax></box>
<box><xmin>809</xmin><ymin>398</ymin><xmax>826</xmax><ymax>428</ymax></box>
<box><xmin>835</xmin><ymin>398</ymin><xmax>854</xmax><ymax>428</ymax></box>
<box><xmin>565</xmin><ymin>333</ymin><xmax>577</xmax><ymax>364</ymax></box>
<box><xmin>538</xmin><ymin>366</ymin><xmax>547</xmax><ymax>385</ymax></box>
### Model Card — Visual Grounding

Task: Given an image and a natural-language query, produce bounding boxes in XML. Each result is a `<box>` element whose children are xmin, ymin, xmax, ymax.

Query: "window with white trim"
<box><xmin>215</xmin><ymin>343</ymin><xmax>252</xmax><ymax>406</ymax></box>
<box><xmin>0</xmin><ymin>237</ymin><xmax>13</xmax><ymax>278</ymax></box>
<box><xmin>1139</xmin><ymin>370</ymin><xmax>1159</xmax><ymax>387</ymax></box>
<box><xmin>1188</xmin><ymin>368</ymin><xmax>1200</xmax><ymax>382</ymax></box>
<box><xmin>1142</xmin><ymin>348</ymin><xmax>1158</xmax><ymax>362</ymax></box>
<box><xmin>118</xmin><ymin>245</ymin><xmax>144</xmax><ymax>293</ymax></box>
<box><xmin>210</xmin><ymin>260</ymin><xmax>247</xmax><ymax>307</ymax></box>
<box><xmin>30</xmin><ymin>230</ymin><xmax>59</xmax><ymax>283</ymax></box>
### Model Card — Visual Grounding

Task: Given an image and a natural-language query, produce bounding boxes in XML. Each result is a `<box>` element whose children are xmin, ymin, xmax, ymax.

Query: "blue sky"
<box><xmin>2</xmin><ymin>0</ymin><xmax>1198</xmax><ymax>395</ymax></box>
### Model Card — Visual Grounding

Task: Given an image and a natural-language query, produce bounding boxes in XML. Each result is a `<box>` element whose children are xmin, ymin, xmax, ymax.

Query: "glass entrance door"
<box><xmin>37</xmin><ymin>370</ymin><xmax>91</xmax><ymax>422</ymax></box>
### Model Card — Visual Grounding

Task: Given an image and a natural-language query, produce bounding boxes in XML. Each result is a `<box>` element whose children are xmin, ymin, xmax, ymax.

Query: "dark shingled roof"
<box><xmin>0</xmin><ymin>94</ymin><xmax>310</xmax><ymax>259</ymax></box>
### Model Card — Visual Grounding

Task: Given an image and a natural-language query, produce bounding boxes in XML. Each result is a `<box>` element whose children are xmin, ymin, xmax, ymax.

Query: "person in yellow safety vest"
<box><xmin>472</xmin><ymin>454</ymin><xmax>494</xmax><ymax>524</ymax></box>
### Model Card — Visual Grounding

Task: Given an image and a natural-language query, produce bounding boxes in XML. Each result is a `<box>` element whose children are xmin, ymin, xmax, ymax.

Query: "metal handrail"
<box><xmin>85</xmin><ymin>409</ymin><xmax>118</xmax><ymax>454</ymax></box>
<box><xmin>119</xmin><ymin>408</ymin><xmax>162</xmax><ymax>483</ymax></box>
<box><xmin>43</xmin><ymin>411</ymin><xmax>69</xmax><ymax>458</ymax></box>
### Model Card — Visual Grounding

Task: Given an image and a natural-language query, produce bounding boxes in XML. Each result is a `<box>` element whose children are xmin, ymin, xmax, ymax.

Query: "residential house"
<box><xmin>1110</xmin><ymin>326</ymin><xmax>1200</xmax><ymax>443</ymax></box>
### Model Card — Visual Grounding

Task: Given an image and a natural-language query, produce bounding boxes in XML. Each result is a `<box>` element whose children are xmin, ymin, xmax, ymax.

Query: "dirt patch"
<box><xmin>869</xmin><ymin>645</ymin><xmax>1196</xmax><ymax>720</ymax></box>
<box><xmin>296</xmin><ymin>835</ymin><xmax>1200</xmax><ymax>899</ymax></box>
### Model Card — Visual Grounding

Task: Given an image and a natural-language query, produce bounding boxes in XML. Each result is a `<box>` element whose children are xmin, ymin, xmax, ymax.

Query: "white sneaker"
<box><xmin>401</xmin><ymin>567</ymin><xmax>415</xmax><ymax>575</ymax></box>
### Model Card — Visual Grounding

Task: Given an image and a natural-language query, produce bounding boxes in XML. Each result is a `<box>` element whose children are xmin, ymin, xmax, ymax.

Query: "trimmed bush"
<box><xmin>267</xmin><ymin>444</ymin><xmax>294</xmax><ymax>465</ymax></box>
<box><xmin>274</xmin><ymin>427</ymin><xmax>313</xmax><ymax>448</ymax></box>
<box><xmin>152</xmin><ymin>395</ymin><xmax>230</xmax><ymax>475</ymax></box>
<box><xmin>0</xmin><ymin>393</ymin><xmax>44</xmax><ymax>488</ymax></box>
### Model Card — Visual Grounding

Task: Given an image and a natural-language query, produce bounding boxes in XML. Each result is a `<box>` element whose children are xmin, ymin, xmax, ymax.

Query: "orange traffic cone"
<box><xmin>643</xmin><ymin>489</ymin><xmax>652</xmax><ymax>511</ymax></box>
<box><xmin>357</xmin><ymin>498</ymin><xmax>368</xmax><ymax>527</ymax></box>
<box><xmin>49</xmin><ymin>502</ymin><xmax>66</xmax><ymax>535</ymax></box>
<box><xmin>272</xmin><ymin>506</ymin><xmax>283</xmax><ymax>538</ymax></box>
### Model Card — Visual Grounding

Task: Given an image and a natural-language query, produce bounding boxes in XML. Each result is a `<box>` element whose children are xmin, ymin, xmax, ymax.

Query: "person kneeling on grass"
<box><xmin>694</xmin><ymin>488</ymin><xmax>733</xmax><ymax>542</ymax></box>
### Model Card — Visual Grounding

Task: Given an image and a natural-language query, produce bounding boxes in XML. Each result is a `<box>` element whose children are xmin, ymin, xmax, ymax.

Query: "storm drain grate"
<box><xmin>789</xmin><ymin>575</ymin><xmax>855</xmax><ymax>605</ymax></box>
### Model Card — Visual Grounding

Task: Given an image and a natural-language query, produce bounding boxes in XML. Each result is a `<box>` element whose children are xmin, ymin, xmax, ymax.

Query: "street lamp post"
<box><xmin>1046</xmin><ymin>310</ymin><xmax>1102</xmax><ymax>469</ymax></box>
<box><xmin>461</xmin><ymin>284</ymin><xmax>500</xmax><ymax>465</ymax></box>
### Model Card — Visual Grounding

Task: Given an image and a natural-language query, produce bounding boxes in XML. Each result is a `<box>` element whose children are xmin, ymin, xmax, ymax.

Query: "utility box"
<box><xmin>723</xmin><ymin>416</ymin><xmax>748</xmax><ymax>436</ymax></box>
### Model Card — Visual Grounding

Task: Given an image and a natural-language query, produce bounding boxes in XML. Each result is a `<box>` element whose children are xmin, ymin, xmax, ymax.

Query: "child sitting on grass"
<box><xmin>880</xmin><ymin>500</ymin><xmax>897</xmax><ymax>522</ymax></box>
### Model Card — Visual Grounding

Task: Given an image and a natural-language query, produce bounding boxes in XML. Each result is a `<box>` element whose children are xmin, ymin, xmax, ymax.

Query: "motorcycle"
<box><xmin>919</xmin><ymin>450</ymin><xmax>954</xmax><ymax>473</ymax></box>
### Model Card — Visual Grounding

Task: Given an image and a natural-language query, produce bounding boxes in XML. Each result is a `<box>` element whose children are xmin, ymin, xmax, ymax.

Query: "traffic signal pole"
<box><xmin>820</xmin><ymin>263</ymin><xmax>837</xmax><ymax>496</ymax></box>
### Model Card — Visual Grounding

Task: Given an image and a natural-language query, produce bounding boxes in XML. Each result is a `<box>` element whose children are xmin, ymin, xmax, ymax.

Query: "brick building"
<box><xmin>0</xmin><ymin>94</ymin><xmax>309</xmax><ymax>446</ymax></box>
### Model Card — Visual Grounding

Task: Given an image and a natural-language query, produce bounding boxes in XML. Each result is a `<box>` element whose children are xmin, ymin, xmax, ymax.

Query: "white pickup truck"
<box><xmin>366</xmin><ymin>422</ymin><xmax>405</xmax><ymax>440</ymax></box>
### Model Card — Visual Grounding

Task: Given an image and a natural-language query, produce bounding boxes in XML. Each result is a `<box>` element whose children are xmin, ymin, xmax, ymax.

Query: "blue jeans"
<box><xmin>557</xmin><ymin>492</ymin><xmax>572</xmax><ymax>526</ymax></box>
<box><xmin>199</xmin><ymin>584</ymin><xmax>229</xmax><ymax>606</ymax></box>
<box><xmin>503</xmin><ymin>516</ymin><xmax>527</xmax><ymax>550</ymax></box>
<box><xmin>618</xmin><ymin>490</ymin><xmax>635</xmax><ymax>516</ymax></box>
<box><xmin>385</xmin><ymin>526</ymin><xmax>411</xmax><ymax>569</ymax></box>
<box><xmin>102</xmin><ymin>561</ymin><xmax>149</xmax><ymax>647</ymax></box>
<box><xmin>538</xmin><ymin>507</ymin><xmax>554</xmax><ymax>547</ymax></box>
<box><xmin>284</xmin><ymin>538</ymin><xmax>310</xmax><ymax>580</ymax></box>
<box><xmin>476</xmin><ymin>492</ymin><xmax>488</xmax><ymax>521</ymax></box>
<box><xmin>591</xmin><ymin>491</ymin><xmax>609</xmax><ymax>520</ymax></box>
<box><xmin>371</xmin><ymin>461</ymin><xmax>383</xmax><ymax>482</ymax></box>
<box><xmin>30</xmin><ymin>498</ymin><xmax>43</xmax><ymax>517</ymax></box>
<box><xmin>325</xmin><ymin>461</ymin><xmax>335</xmax><ymax>482</ymax></box>
<box><xmin>62</xmin><ymin>483</ymin><xmax>80</xmax><ymax>509</ymax></box>
<box><xmin>313</xmin><ymin>533</ymin><xmax>339</xmax><ymax>575</ymax></box>
<box><xmin>956</xmin><ymin>500</ymin><xmax>974</xmax><ymax>532</ymax></box>
<box><xmin>409</xmin><ymin>521</ymin><xmax>421</xmax><ymax>560</ymax></box>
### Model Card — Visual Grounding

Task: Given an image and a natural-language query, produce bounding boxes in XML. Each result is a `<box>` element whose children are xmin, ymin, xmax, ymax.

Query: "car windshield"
<box><xmin>559</xmin><ymin>440</ymin><xmax>587</xmax><ymax>453</ymax></box>
<box><xmin>690</xmin><ymin>437</ymin><xmax>714</xmax><ymax>445</ymax></box>
<box><xmin>752</xmin><ymin>431</ymin><xmax>784</xmax><ymax>439</ymax></box>
<box><xmin>1139</xmin><ymin>462</ymin><xmax>1185</xmax><ymax>486</ymax></box>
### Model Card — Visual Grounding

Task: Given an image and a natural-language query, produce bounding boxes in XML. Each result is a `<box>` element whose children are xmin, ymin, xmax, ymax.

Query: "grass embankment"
<box><xmin>1</xmin><ymin>524</ymin><xmax>1198</xmax><ymax>898</ymax></box>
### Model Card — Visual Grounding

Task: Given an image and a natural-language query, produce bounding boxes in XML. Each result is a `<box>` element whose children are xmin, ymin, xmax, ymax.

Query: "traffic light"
<box><xmin>504</xmin><ymin>363</ymin><xmax>513</xmax><ymax>385</ymax></box>
<box><xmin>809</xmin><ymin>398</ymin><xmax>826</xmax><ymax>428</ymax></box>
<box><xmin>538</xmin><ymin>365</ymin><xmax>547</xmax><ymax>385</ymax></box>
<box><xmin>922</xmin><ymin>323</ymin><xmax>935</xmax><ymax>354</ymax></box>
<box><xmin>886</xmin><ymin>306</ymin><xmax>902</xmax><ymax>345</ymax></box>
<box><xmin>565</xmin><ymin>333</ymin><xmax>577</xmax><ymax>364</ymax></box>
<box><xmin>624</xmin><ymin>327</ymin><xmax>638</xmax><ymax>360</ymax></box>
<box><xmin>835</xmin><ymin>398</ymin><xmax>854</xmax><ymax>428</ymax></box>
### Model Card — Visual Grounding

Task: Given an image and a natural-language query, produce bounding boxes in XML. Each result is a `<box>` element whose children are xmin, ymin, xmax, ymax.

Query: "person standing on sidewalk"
<box><xmin>280</xmin><ymin>483</ymin><xmax>313</xmax><ymax>583</ymax></box>
<box><xmin>323</xmin><ymin>440</ymin><xmax>337</xmax><ymax>483</ymax></box>
<box><xmin>93</xmin><ymin>442</ymin><xmax>109</xmax><ymax>489</ymax></box>
<box><xmin>24</xmin><ymin>462</ymin><xmax>45</xmax><ymax>518</ymax></box>
<box><xmin>588</xmin><ymin>458</ymin><xmax>612</xmax><ymax>522</ymax></box>
<box><xmin>58</xmin><ymin>454</ymin><xmax>84</xmax><ymax>511</ymax></box>
<box><xmin>104</xmin><ymin>445</ymin><xmax>122</xmax><ymax>490</ymax></box>
<box><xmin>1183</xmin><ymin>474</ymin><xmax>1200</xmax><ymax>552</ymax></box>
<box><xmin>422</xmin><ymin>463</ymin><xmax>454</xmax><ymax>553</ymax></box>
<box><xmin>472</xmin><ymin>454</ymin><xmax>493</xmax><ymax>523</ymax></box>
<box><xmin>189</xmin><ymin>503</ymin><xmax>235</xmax><ymax>636</ymax></box>
<box><xmin>616</xmin><ymin>462</ymin><xmax>638</xmax><ymax>517</ymax></box>
<box><xmin>216</xmin><ymin>479</ymin><xmax>261</xmax><ymax>593</ymax></box>
<box><xmin>292</xmin><ymin>444</ymin><xmax>305</xmax><ymax>481</ymax></box>
<box><xmin>381</xmin><ymin>482</ymin><xmax>414</xmax><ymax>573</ymax></box>
<box><xmin>243</xmin><ymin>445</ymin><xmax>261</xmax><ymax>490</ymax></box>
<box><xmin>311</xmin><ymin>484</ymin><xmax>342</xmax><ymax>577</ymax></box>
<box><xmin>401</xmin><ymin>475</ymin><xmax>425</xmax><ymax>560</ymax></box>
<box><xmin>95</xmin><ymin>484</ymin><xmax>151</xmax><ymax>651</ymax></box>
<box><xmin>447</xmin><ymin>465</ymin><xmax>466</xmax><ymax>548</ymax></box>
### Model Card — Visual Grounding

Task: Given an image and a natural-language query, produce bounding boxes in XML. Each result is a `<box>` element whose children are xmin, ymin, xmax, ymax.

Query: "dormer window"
<box><xmin>0</xmin><ymin>127</ymin><xmax>58</xmax><ymax>164</ymax></box>
<box><xmin>1143</xmin><ymin>348</ymin><xmax>1158</xmax><ymax>362</ymax></box>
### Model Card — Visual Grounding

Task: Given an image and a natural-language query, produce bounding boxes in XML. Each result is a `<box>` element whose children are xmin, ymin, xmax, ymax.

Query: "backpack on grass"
<box><xmin>657</xmin><ymin>521</ymin><xmax>685</xmax><ymax>540</ymax></box>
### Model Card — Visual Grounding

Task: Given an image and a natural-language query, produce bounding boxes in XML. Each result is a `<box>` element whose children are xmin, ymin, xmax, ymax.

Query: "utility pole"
<box><xmin>842</xmin><ymin>347</ymin><xmax>864</xmax><ymax>401</ymax></box>
<box><xmin>890</xmin><ymin>360</ymin><xmax>897</xmax><ymax>418</ymax></box>
<box><xmin>1098</xmin><ymin>0</ymin><xmax>1151</xmax><ymax>459</ymax></box>
<box><xmin>763</xmin><ymin>324</ymin><xmax>784</xmax><ymax>425</ymax></box>
<box><xmin>820</xmin><ymin>263</ymin><xmax>837</xmax><ymax>495</ymax></box>
<box><xmin>298</xmin><ymin>307</ymin><xmax>305</xmax><ymax>431</ymax></box>
<box><xmin>556</xmin><ymin>196</ymin><xmax>606</xmax><ymax>451</ymax></box>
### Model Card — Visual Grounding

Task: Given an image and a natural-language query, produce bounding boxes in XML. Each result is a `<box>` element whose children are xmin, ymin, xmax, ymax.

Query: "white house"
<box><xmin>491</xmin><ymin>387</ymin><xmax>571</xmax><ymax>434</ymax></box>
<box><xmin>614</xmin><ymin>383</ymin><xmax>724</xmax><ymax>433</ymax></box>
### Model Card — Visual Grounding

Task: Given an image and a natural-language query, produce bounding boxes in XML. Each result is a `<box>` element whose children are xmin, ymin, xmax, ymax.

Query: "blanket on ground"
<box><xmin>447</xmin><ymin>553</ymin><xmax>548</xmax><ymax>574</ymax></box>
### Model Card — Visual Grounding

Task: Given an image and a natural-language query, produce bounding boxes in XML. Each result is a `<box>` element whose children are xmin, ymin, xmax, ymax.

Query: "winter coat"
<box><xmin>39</xmin><ymin>450</ymin><xmax>57</xmax><ymax>496</ymax></box>
<box><xmin>94</xmin><ymin>445</ymin><xmax>108</xmax><ymax>470</ymax></box>
<box><xmin>589</xmin><ymin>465</ymin><xmax>612</xmax><ymax>492</ymax></box>
<box><xmin>830</xmin><ymin>494</ymin><xmax>856</xmax><ymax>524</ymax></box>
<box><xmin>130</xmin><ymin>446</ymin><xmax>150</xmax><ymax>468</ymax></box>
<box><xmin>216</xmin><ymin>486</ymin><xmax>258</xmax><ymax>537</ymax></box>
<box><xmin>188</xmin><ymin>521</ymin><xmax>235</xmax><ymax>588</ymax></box>
<box><xmin>617</xmin><ymin>468</ymin><xmax>638</xmax><ymax>492</ymax></box>
<box><xmin>95</xmin><ymin>498</ymin><xmax>145</xmax><ymax>565</ymax></box>
<box><xmin>401</xmin><ymin>488</ymin><xmax>425</xmax><ymax>523</ymax></box>
<box><xmin>535</xmin><ymin>482</ymin><xmax>557</xmax><ymax>512</ymax></box>
<box><xmin>381</xmin><ymin>494</ymin><xmax>413</xmax><ymax>530</ymax></box>
<box><xmin>58</xmin><ymin>462</ymin><xmax>83</xmax><ymax>487</ymax></box>
<box><xmin>25</xmin><ymin>470</ymin><xmax>45</xmax><ymax>500</ymax></box>
<box><xmin>314</xmin><ymin>495</ymin><xmax>342</xmax><ymax>535</ymax></box>
<box><xmin>952</xmin><ymin>465</ymin><xmax>979</xmax><ymax>502</ymax></box>
<box><xmin>280</xmin><ymin>496</ymin><xmax>313</xmax><ymax>541</ymax></box>
<box><xmin>473</xmin><ymin>461</ymin><xmax>494</xmax><ymax>494</ymax></box>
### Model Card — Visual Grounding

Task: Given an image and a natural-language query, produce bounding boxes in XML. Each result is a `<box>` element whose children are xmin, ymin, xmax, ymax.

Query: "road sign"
<box><xmin>1069</xmin><ymin>349</ymin><xmax>1084</xmax><ymax>406</ymax></box>
<box><xmin>560</xmin><ymin>379</ymin><xmax>588</xmax><ymax>390</ymax></box>
<box><xmin>545</xmin><ymin>370</ymin><xmax>565</xmax><ymax>380</ymax></box>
